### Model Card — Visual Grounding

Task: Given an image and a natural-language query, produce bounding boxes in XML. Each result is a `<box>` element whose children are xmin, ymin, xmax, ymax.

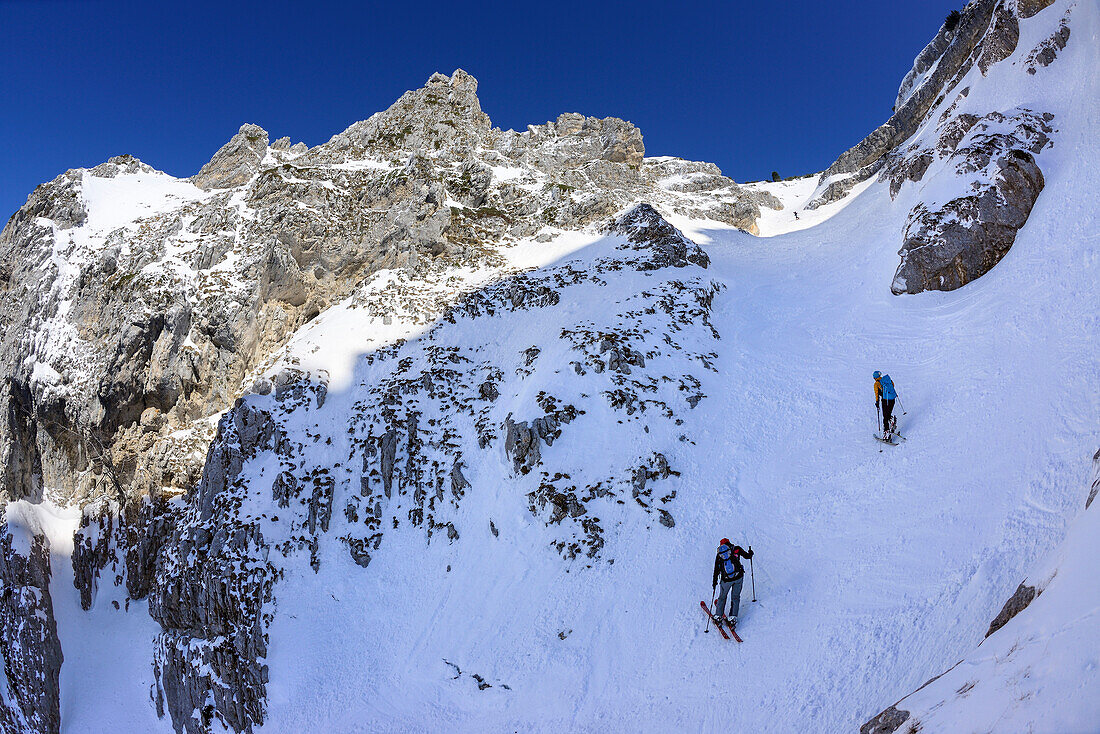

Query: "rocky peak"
<box><xmin>88</xmin><ymin>154</ymin><xmax>155</xmax><ymax>179</ymax></box>
<box><xmin>192</xmin><ymin>123</ymin><xmax>270</xmax><ymax>190</ymax></box>
<box><xmin>314</xmin><ymin>69</ymin><xmax>491</xmax><ymax>163</ymax></box>
<box><xmin>492</xmin><ymin>112</ymin><xmax>645</xmax><ymax>174</ymax></box>
<box><xmin>2</xmin><ymin>170</ymin><xmax>86</xmax><ymax>235</ymax></box>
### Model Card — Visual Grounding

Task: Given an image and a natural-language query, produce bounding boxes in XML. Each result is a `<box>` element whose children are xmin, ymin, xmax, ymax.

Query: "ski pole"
<box><xmin>876</xmin><ymin>400</ymin><xmax>882</xmax><ymax>438</ymax></box>
<box><xmin>898</xmin><ymin>395</ymin><xmax>907</xmax><ymax>415</ymax></box>
<box><xmin>750</xmin><ymin>552</ymin><xmax>757</xmax><ymax>602</ymax></box>
<box><xmin>705</xmin><ymin>594</ymin><xmax>714</xmax><ymax>632</ymax></box>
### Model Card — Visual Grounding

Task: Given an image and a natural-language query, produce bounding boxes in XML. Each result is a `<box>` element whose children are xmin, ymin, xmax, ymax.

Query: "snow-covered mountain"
<box><xmin>0</xmin><ymin>0</ymin><xmax>1097</xmax><ymax>732</ymax></box>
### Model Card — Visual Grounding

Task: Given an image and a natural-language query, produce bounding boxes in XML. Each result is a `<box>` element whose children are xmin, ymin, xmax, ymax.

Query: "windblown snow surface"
<box><xmin>10</xmin><ymin>1</ymin><xmax>1100</xmax><ymax>732</ymax></box>
<box><xmin>254</xmin><ymin>6</ymin><xmax>1100</xmax><ymax>729</ymax></box>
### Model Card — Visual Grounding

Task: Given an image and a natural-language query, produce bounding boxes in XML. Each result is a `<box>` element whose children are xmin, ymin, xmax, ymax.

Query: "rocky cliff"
<box><xmin>0</xmin><ymin>505</ymin><xmax>63</xmax><ymax>734</ymax></box>
<box><xmin>814</xmin><ymin>0</ymin><xmax>1067</xmax><ymax>294</ymax></box>
<box><xmin>0</xmin><ymin>67</ymin><xmax>749</xmax><ymax>732</ymax></box>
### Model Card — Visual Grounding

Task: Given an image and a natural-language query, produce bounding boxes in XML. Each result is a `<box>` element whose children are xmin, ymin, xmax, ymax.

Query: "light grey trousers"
<box><xmin>716</xmin><ymin>576</ymin><xmax>744</xmax><ymax>619</ymax></box>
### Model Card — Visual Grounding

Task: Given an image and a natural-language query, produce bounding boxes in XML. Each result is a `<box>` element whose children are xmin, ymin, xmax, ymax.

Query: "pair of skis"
<box><xmin>874</xmin><ymin>429</ymin><xmax>906</xmax><ymax>447</ymax></box>
<box><xmin>699</xmin><ymin>600</ymin><xmax>742</xmax><ymax>642</ymax></box>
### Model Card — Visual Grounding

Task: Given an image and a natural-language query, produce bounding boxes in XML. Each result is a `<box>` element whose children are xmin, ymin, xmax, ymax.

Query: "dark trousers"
<box><xmin>881</xmin><ymin>398</ymin><xmax>895</xmax><ymax>433</ymax></box>
<box><xmin>716</xmin><ymin>576</ymin><xmax>744</xmax><ymax>619</ymax></box>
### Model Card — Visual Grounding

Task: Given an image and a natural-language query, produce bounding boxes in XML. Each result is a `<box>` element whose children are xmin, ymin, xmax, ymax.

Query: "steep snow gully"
<box><xmin>254</xmin><ymin>5</ymin><xmax>1100</xmax><ymax>731</ymax></box>
<box><xmin>2</xmin><ymin>1</ymin><xmax>1098</xmax><ymax>732</ymax></box>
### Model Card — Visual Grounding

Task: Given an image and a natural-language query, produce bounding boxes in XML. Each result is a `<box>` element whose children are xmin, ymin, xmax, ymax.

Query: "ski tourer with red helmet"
<box><xmin>712</xmin><ymin>538</ymin><xmax>753</xmax><ymax>628</ymax></box>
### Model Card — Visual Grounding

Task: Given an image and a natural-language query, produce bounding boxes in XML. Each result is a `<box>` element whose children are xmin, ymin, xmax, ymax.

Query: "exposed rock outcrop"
<box><xmin>825</xmin><ymin>0</ymin><xmax>999</xmax><ymax>178</ymax></box>
<box><xmin>891</xmin><ymin>110</ymin><xmax>1052</xmax><ymax>294</ymax></box>
<box><xmin>605</xmin><ymin>203</ymin><xmax>710</xmax><ymax>270</ymax></box>
<box><xmin>0</xmin><ymin>69</ymin><xmax>769</xmax><ymax>522</ymax></box>
<box><xmin>1026</xmin><ymin>10</ymin><xmax>1071</xmax><ymax>74</ymax></box>
<box><xmin>985</xmin><ymin>582</ymin><xmax>1037</xmax><ymax>637</ymax></box>
<box><xmin>0</xmin><ymin>508</ymin><xmax>63</xmax><ymax>734</ymax></box>
<box><xmin>1088</xmin><ymin>447</ymin><xmax>1100</xmax><ymax>509</ymax></box>
<box><xmin>804</xmin><ymin>173</ymin><xmax>867</xmax><ymax>210</ymax></box>
<box><xmin>0</xmin><ymin>4</ymin><xmax>1078</xmax><ymax>722</ymax></box>
<box><xmin>72</xmin><ymin>493</ymin><xmax>177</xmax><ymax>609</ymax></box>
<box><xmin>860</xmin><ymin>705</ymin><xmax>911</xmax><ymax>734</ymax></box>
<box><xmin>1018</xmin><ymin>0</ymin><xmax>1055</xmax><ymax>19</ymax></box>
<box><xmin>312</xmin><ymin>69</ymin><xmax>490</xmax><ymax>162</ymax></box>
<box><xmin>149</xmin><ymin>401</ymin><xmax>277</xmax><ymax>734</ymax></box>
<box><xmin>193</xmin><ymin>123</ymin><xmax>270</xmax><ymax>190</ymax></box>
<box><xmin>977</xmin><ymin>3</ymin><xmax>1019</xmax><ymax>75</ymax></box>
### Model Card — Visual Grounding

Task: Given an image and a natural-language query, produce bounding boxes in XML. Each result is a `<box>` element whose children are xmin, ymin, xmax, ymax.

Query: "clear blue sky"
<box><xmin>1</xmin><ymin>0</ymin><xmax>960</xmax><ymax>220</ymax></box>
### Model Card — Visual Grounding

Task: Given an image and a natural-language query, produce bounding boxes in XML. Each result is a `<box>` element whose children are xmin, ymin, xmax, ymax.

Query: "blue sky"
<box><xmin>1</xmin><ymin>0</ymin><xmax>960</xmax><ymax>219</ymax></box>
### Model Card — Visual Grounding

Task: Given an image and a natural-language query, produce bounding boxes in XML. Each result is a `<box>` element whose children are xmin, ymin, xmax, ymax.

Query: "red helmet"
<box><xmin>720</xmin><ymin>538</ymin><xmax>730</xmax><ymax>546</ymax></box>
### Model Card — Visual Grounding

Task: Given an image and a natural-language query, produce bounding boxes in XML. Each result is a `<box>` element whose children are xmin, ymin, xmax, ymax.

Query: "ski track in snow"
<box><xmin>9</xmin><ymin>2</ymin><xmax>1099</xmax><ymax>731</ymax></box>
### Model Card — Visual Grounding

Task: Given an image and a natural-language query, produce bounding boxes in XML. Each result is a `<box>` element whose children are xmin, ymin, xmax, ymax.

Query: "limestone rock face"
<box><xmin>64</xmin><ymin>200</ymin><xmax>714</xmax><ymax>731</ymax></box>
<box><xmin>805</xmin><ymin>174</ymin><xmax>866</xmax><ymax>210</ymax></box>
<box><xmin>318</xmin><ymin>69</ymin><xmax>490</xmax><ymax>162</ymax></box>
<box><xmin>1027</xmin><ymin>9</ymin><xmax>1072</xmax><ymax>74</ymax></box>
<box><xmin>826</xmin><ymin>0</ymin><xmax>1041</xmax><ymax>188</ymax></box>
<box><xmin>1018</xmin><ymin>0</ymin><xmax>1055</xmax><ymax>18</ymax></box>
<box><xmin>4</xmin><ymin>170</ymin><xmax>86</xmax><ymax>232</ymax></box>
<box><xmin>825</xmin><ymin>0</ymin><xmax>999</xmax><ymax>178</ymax></box>
<box><xmin>978</xmin><ymin>3</ymin><xmax>1020</xmax><ymax>75</ymax></box>
<box><xmin>800</xmin><ymin>0</ymin><xmax>1048</xmax><ymax>236</ymax></box>
<box><xmin>0</xmin><ymin>9</ymin><xmax>1070</xmax><ymax>721</ymax></box>
<box><xmin>891</xmin><ymin>111</ymin><xmax>1052</xmax><ymax>294</ymax></box>
<box><xmin>513</xmin><ymin>112</ymin><xmax>645</xmax><ymax>168</ymax></box>
<box><xmin>148</xmin><ymin>401</ymin><xmax>277</xmax><ymax>734</ymax></box>
<box><xmin>0</xmin><ymin>510</ymin><xmax>63</xmax><ymax>734</ymax></box>
<box><xmin>810</xmin><ymin>0</ymin><xmax>1070</xmax><ymax>295</ymax></box>
<box><xmin>72</xmin><ymin>494</ymin><xmax>176</xmax><ymax>609</ymax></box>
<box><xmin>192</xmin><ymin>123</ymin><xmax>270</xmax><ymax>190</ymax></box>
<box><xmin>0</xmin><ymin>67</ymin><xmax>771</xmax><ymax>517</ymax></box>
<box><xmin>860</xmin><ymin>705</ymin><xmax>911</xmax><ymax>734</ymax></box>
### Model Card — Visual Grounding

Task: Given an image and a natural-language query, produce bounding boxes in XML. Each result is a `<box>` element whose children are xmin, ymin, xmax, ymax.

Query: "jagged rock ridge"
<box><xmin>815</xmin><ymin>0</ymin><xmax>1065</xmax><ymax>294</ymax></box>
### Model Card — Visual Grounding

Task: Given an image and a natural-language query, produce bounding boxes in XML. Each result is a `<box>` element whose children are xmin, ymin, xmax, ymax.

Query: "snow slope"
<box><xmin>11</xmin><ymin>1</ymin><xmax>1098</xmax><ymax>732</ymax></box>
<box><xmin>248</xmin><ymin>4</ymin><xmax>1100</xmax><ymax>728</ymax></box>
<box><xmin>886</xmin><ymin>470</ymin><xmax>1100</xmax><ymax>733</ymax></box>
